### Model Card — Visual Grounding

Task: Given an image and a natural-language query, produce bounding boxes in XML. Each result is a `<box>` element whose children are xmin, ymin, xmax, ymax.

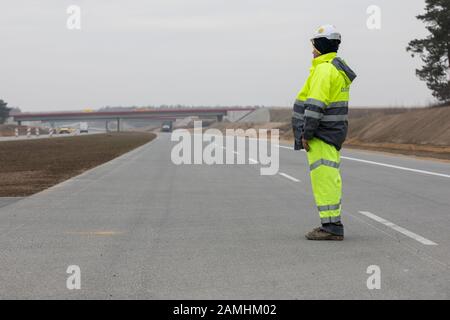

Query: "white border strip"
<box><xmin>276</xmin><ymin>144</ymin><xmax>450</xmax><ymax>179</ymax></box>
<box><xmin>342</xmin><ymin>156</ymin><xmax>450</xmax><ymax>179</ymax></box>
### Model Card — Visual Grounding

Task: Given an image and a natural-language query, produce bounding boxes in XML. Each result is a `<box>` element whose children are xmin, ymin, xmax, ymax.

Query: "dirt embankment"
<box><xmin>213</xmin><ymin>106</ymin><xmax>450</xmax><ymax>160</ymax></box>
<box><xmin>345</xmin><ymin>106</ymin><xmax>450</xmax><ymax>160</ymax></box>
<box><xmin>346</xmin><ymin>107</ymin><xmax>450</xmax><ymax>145</ymax></box>
<box><xmin>0</xmin><ymin>132</ymin><xmax>156</xmax><ymax>196</ymax></box>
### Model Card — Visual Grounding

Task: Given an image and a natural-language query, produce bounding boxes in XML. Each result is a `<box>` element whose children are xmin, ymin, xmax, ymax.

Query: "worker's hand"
<box><xmin>302</xmin><ymin>138</ymin><xmax>310</xmax><ymax>152</ymax></box>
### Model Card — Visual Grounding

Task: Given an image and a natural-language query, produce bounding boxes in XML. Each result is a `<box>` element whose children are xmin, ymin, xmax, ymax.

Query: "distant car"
<box><xmin>161</xmin><ymin>121</ymin><xmax>173</xmax><ymax>132</ymax></box>
<box><xmin>80</xmin><ymin>122</ymin><xmax>89</xmax><ymax>133</ymax></box>
<box><xmin>58</xmin><ymin>127</ymin><xmax>72</xmax><ymax>134</ymax></box>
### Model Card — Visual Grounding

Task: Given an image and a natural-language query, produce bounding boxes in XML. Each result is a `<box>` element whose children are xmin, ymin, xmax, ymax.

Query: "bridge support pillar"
<box><xmin>217</xmin><ymin>115</ymin><xmax>223</xmax><ymax>122</ymax></box>
<box><xmin>117</xmin><ymin>118</ymin><xmax>120</xmax><ymax>132</ymax></box>
<box><xmin>105</xmin><ymin>120</ymin><xmax>109</xmax><ymax>132</ymax></box>
<box><xmin>17</xmin><ymin>120</ymin><xmax>22</xmax><ymax>126</ymax></box>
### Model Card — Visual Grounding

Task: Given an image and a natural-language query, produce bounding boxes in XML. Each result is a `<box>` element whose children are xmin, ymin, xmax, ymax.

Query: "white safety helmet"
<box><xmin>311</xmin><ymin>24</ymin><xmax>341</xmax><ymax>41</ymax></box>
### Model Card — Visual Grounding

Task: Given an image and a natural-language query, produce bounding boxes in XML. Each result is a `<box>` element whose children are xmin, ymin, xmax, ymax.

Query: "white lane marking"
<box><xmin>276</xmin><ymin>143</ymin><xmax>450</xmax><ymax>179</ymax></box>
<box><xmin>279</xmin><ymin>172</ymin><xmax>301</xmax><ymax>182</ymax></box>
<box><xmin>359</xmin><ymin>211</ymin><xmax>437</xmax><ymax>246</ymax></box>
<box><xmin>277</xmin><ymin>145</ymin><xmax>294</xmax><ymax>150</ymax></box>
<box><xmin>220</xmin><ymin>145</ymin><xmax>239</xmax><ymax>154</ymax></box>
<box><xmin>221</xmin><ymin>145</ymin><xmax>256</xmax><ymax>164</ymax></box>
<box><xmin>341</xmin><ymin>156</ymin><xmax>450</xmax><ymax>179</ymax></box>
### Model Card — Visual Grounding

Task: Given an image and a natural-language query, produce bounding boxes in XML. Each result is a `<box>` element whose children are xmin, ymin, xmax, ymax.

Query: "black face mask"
<box><xmin>313</xmin><ymin>38</ymin><xmax>340</xmax><ymax>55</ymax></box>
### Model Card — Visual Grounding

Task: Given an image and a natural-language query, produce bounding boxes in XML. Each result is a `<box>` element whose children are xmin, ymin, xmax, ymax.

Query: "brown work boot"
<box><xmin>305</xmin><ymin>227</ymin><xmax>344</xmax><ymax>241</ymax></box>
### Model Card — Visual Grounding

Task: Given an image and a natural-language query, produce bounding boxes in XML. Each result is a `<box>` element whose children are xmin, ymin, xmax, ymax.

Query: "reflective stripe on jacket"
<box><xmin>292</xmin><ymin>52</ymin><xmax>356</xmax><ymax>150</ymax></box>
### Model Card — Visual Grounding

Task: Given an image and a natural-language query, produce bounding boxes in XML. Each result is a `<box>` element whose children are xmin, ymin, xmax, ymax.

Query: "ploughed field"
<box><xmin>0</xmin><ymin>132</ymin><xmax>156</xmax><ymax>196</ymax></box>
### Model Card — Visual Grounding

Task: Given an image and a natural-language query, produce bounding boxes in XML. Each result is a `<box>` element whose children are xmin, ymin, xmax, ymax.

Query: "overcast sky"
<box><xmin>0</xmin><ymin>0</ymin><xmax>434</xmax><ymax>111</ymax></box>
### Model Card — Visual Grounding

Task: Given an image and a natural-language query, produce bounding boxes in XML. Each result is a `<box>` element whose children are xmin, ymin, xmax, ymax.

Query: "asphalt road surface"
<box><xmin>0</xmin><ymin>133</ymin><xmax>449</xmax><ymax>299</ymax></box>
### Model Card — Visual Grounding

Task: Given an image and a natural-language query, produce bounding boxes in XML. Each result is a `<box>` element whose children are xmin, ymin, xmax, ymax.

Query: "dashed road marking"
<box><xmin>279</xmin><ymin>172</ymin><xmax>301</xmax><ymax>182</ymax></box>
<box><xmin>359</xmin><ymin>211</ymin><xmax>437</xmax><ymax>246</ymax></box>
<box><xmin>277</xmin><ymin>145</ymin><xmax>294</xmax><ymax>150</ymax></box>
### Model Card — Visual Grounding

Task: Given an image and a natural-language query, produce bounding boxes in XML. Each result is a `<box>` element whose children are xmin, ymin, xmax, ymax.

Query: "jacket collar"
<box><xmin>312</xmin><ymin>52</ymin><xmax>337</xmax><ymax>67</ymax></box>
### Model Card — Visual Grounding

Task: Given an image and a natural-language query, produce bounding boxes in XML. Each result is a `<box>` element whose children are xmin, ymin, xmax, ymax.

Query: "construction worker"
<box><xmin>292</xmin><ymin>25</ymin><xmax>356</xmax><ymax>241</ymax></box>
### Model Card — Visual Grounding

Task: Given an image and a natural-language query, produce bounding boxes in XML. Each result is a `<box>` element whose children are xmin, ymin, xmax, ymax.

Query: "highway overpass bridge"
<box><xmin>13</xmin><ymin>107</ymin><xmax>257</xmax><ymax>131</ymax></box>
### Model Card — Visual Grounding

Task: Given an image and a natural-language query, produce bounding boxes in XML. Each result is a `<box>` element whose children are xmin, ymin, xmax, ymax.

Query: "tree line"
<box><xmin>407</xmin><ymin>0</ymin><xmax>449</xmax><ymax>104</ymax></box>
<box><xmin>0</xmin><ymin>100</ymin><xmax>11</xmax><ymax>124</ymax></box>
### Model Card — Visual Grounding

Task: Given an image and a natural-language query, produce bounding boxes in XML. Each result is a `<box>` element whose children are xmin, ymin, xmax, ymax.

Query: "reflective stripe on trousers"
<box><xmin>306</xmin><ymin>138</ymin><xmax>342</xmax><ymax>224</ymax></box>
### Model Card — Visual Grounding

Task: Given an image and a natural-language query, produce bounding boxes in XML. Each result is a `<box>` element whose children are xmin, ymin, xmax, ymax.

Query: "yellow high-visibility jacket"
<box><xmin>292</xmin><ymin>52</ymin><xmax>356</xmax><ymax>150</ymax></box>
